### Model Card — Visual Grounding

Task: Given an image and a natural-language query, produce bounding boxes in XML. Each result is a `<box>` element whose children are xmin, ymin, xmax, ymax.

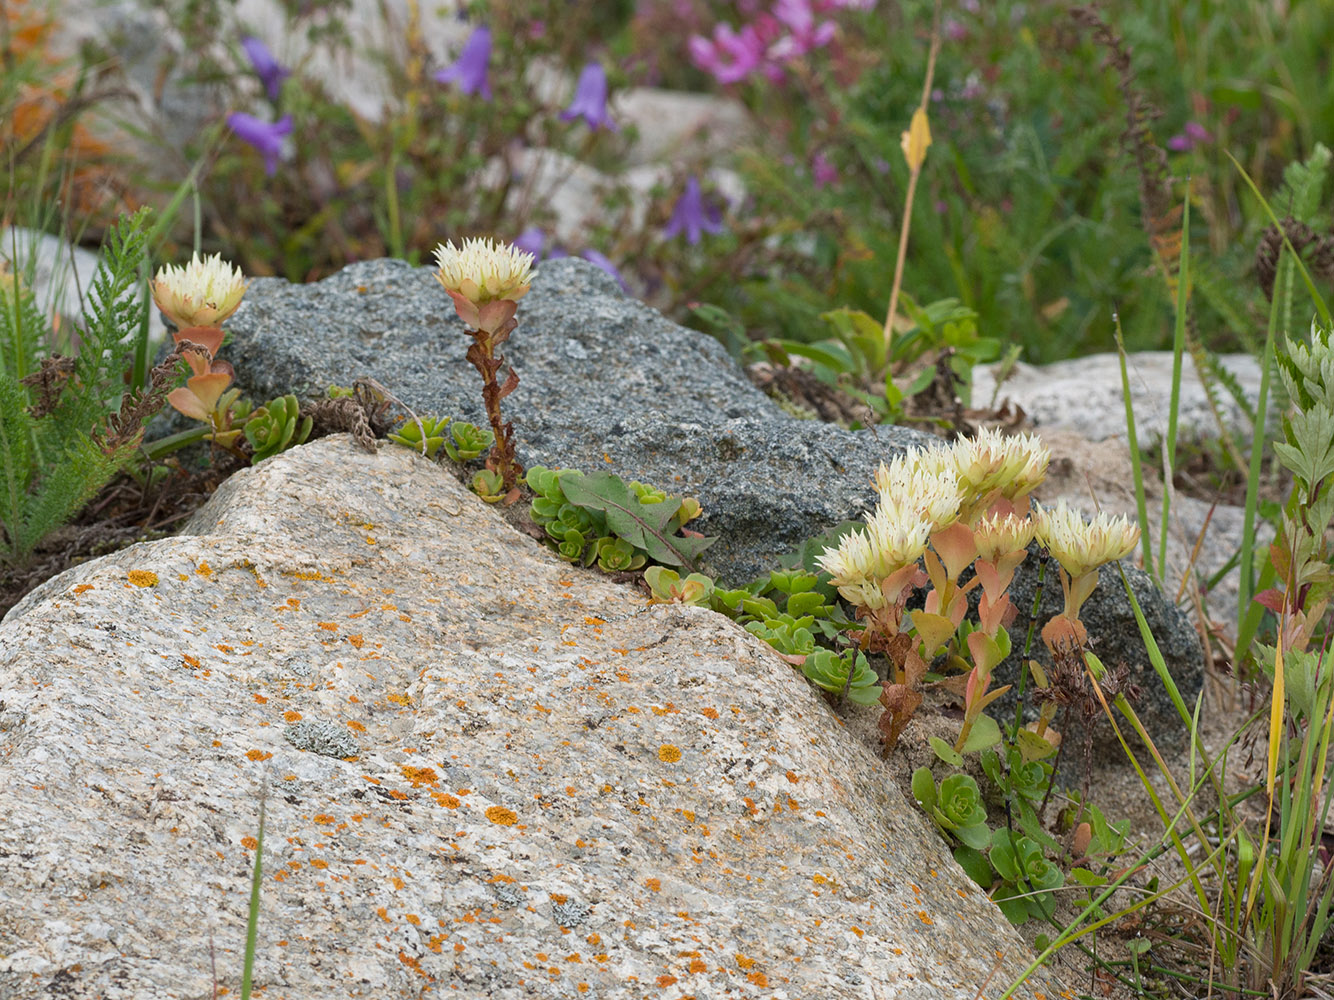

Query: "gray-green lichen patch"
<box><xmin>283</xmin><ymin>719</ymin><xmax>359</xmax><ymax>759</ymax></box>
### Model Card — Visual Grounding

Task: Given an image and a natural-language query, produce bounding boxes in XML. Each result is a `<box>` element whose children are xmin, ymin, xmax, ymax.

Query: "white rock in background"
<box><xmin>973</xmin><ymin>351</ymin><xmax>1265</xmax><ymax>444</ymax></box>
<box><xmin>0</xmin><ymin>227</ymin><xmax>166</xmax><ymax>346</ymax></box>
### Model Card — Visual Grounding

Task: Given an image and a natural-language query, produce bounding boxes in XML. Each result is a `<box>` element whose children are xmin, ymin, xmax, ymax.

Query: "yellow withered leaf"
<box><xmin>900</xmin><ymin>107</ymin><xmax>932</xmax><ymax>172</ymax></box>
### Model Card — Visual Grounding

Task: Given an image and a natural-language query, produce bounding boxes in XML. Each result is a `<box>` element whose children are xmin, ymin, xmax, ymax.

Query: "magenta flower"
<box><xmin>560</xmin><ymin>62</ymin><xmax>616</xmax><ymax>131</ymax></box>
<box><xmin>812</xmin><ymin>152</ymin><xmax>838</xmax><ymax>189</ymax></box>
<box><xmin>768</xmin><ymin>0</ymin><xmax>837</xmax><ymax>61</ymax></box>
<box><xmin>581</xmin><ymin>249</ymin><xmax>628</xmax><ymax>292</ymax></box>
<box><xmin>434</xmin><ymin>25</ymin><xmax>492</xmax><ymax>99</ymax></box>
<box><xmin>1167</xmin><ymin>121</ymin><xmax>1213</xmax><ymax>152</ymax></box>
<box><xmin>663</xmin><ymin>176</ymin><xmax>724</xmax><ymax>244</ymax></box>
<box><xmin>241</xmin><ymin>36</ymin><xmax>290</xmax><ymax>103</ymax></box>
<box><xmin>688</xmin><ymin>23</ymin><xmax>767</xmax><ymax>85</ymax></box>
<box><xmin>226</xmin><ymin>112</ymin><xmax>292</xmax><ymax>176</ymax></box>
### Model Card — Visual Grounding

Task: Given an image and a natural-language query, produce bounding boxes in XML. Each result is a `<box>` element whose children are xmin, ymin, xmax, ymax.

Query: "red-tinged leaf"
<box><xmin>1254</xmin><ymin>588</ymin><xmax>1287</xmax><ymax>614</ymax></box>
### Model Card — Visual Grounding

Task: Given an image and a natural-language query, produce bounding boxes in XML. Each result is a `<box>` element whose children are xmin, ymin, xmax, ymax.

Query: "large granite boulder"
<box><xmin>217</xmin><ymin>256</ymin><xmax>1205</xmax><ymax>750</ymax></box>
<box><xmin>0</xmin><ymin>437</ymin><xmax>1066</xmax><ymax>999</ymax></box>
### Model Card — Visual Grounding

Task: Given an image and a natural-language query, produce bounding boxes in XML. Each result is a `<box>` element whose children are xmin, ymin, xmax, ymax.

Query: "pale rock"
<box><xmin>0</xmin><ymin>227</ymin><xmax>167</xmax><ymax>346</ymax></box>
<box><xmin>0</xmin><ymin>436</ymin><xmax>1066</xmax><ymax>1000</ymax></box>
<box><xmin>972</xmin><ymin>350</ymin><xmax>1264</xmax><ymax>444</ymax></box>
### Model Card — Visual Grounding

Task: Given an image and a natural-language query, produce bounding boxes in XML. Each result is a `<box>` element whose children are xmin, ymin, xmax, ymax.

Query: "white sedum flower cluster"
<box><xmin>433</xmin><ymin>237</ymin><xmax>537</xmax><ymax>305</ymax></box>
<box><xmin>1034</xmin><ymin>500</ymin><xmax>1140</xmax><ymax>581</ymax></box>
<box><xmin>818</xmin><ymin>430</ymin><xmax>1051</xmax><ymax>612</ymax></box>
<box><xmin>152</xmin><ymin>252</ymin><xmax>248</xmax><ymax>329</ymax></box>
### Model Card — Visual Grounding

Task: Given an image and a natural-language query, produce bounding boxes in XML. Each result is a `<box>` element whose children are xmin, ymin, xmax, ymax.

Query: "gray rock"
<box><xmin>220</xmin><ymin>256</ymin><xmax>931</xmax><ymax>586</ymax></box>
<box><xmin>0</xmin><ymin>437</ymin><xmax>1066</xmax><ymax>999</ymax></box>
<box><xmin>1001</xmin><ymin>549</ymin><xmax>1201</xmax><ymax>761</ymax></box>
<box><xmin>219</xmin><ymin>256</ymin><xmax>1204</xmax><ymax>753</ymax></box>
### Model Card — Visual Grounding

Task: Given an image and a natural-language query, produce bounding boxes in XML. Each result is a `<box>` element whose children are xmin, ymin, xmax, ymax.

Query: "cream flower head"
<box><xmin>873</xmin><ymin>449</ymin><xmax>963</xmax><ymax>531</ymax></box>
<box><xmin>949</xmin><ymin>428</ymin><xmax>1050</xmax><ymax>509</ymax></box>
<box><xmin>433</xmin><ymin>237</ymin><xmax>537</xmax><ymax>306</ymax></box>
<box><xmin>152</xmin><ymin>252</ymin><xmax>248</xmax><ymax>329</ymax></box>
<box><xmin>1034</xmin><ymin>501</ymin><xmax>1140</xmax><ymax>580</ymax></box>
<box><xmin>972</xmin><ymin>509</ymin><xmax>1036</xmax><ymax>565</ymax></box>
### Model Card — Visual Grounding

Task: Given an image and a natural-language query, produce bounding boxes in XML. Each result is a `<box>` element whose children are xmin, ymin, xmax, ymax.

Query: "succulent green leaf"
<box><xmin>911</xmin><ymin>767</ymin><xmax>938</xmax><ymax>811</ymax></box>
<box><xmin>952</xmin><ymin>845</ymin><xmax>995</xmax><ymax>889</ymax></box>
<box><xmin>443</xmin><ymin>421</ymin><xmax>494</xmax><ymax>462</ymax></box>
<box><xmin>929</xmin><ymin>737</ymin><xmax>964</xmax><ymax>768</ymax></box>
<box><xmin>959</xmin><ymin>713</ymin><xmax>1002</xmax><ymax>753</ymax></box>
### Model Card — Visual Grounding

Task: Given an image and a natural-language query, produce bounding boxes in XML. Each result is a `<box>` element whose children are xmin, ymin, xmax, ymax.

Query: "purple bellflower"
<box><xmin>241</xmin><ymin>36</ymin><xmax>290</xmax><ymax>103</ymax></box>
<box><xmin>226</xmin><ymin>112</ymin><xmax>292</xmax><ymax>176</ymax></box>
<box><xmin>560</xmin><ymin>62</ymin><xmax>616</xmax><ymax>131</ymax></box>
<box><xmin>434</xmin><ymin>25</ymin><xmax>492</xmax><ymax>99</ymax></box>
<box><xmin>662</xmin><ymin>176</ymin><xmax>724</xmax><ymax>244</ymax></box>
<box><xmin>514</xmin><ymin>226</ymin><xmax>546</xmax><ymax>259</ymax></box>
<box><xmin>580</xmin><ymin>249</ymin><xmax>629</xmax><ymax>292</ymax></box>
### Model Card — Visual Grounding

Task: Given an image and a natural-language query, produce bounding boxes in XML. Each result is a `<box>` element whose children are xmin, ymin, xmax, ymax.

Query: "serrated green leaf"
<box><xmin>560</xmin><ymin>471</ymin><xmax>716</xmax><ymax>569</ymax></box>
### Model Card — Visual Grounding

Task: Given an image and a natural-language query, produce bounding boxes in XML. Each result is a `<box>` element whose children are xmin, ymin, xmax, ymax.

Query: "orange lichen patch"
<box><xmin>241</xmin><ymin>836</ymin><xmax>259</xmax><ymax>850</ymax></box>
<box><xmin>246</xmin><ymin>750</ymin><xmax>273</xmax><ymax>762</ymax></box>
<box><xmin>849</xmin><ymin>926</ymin><xmax>864</xmax><ymax>938</ymax></box>
<box><xmin>387</xmin><ymin>693</ymin><xmax>412</xmax><ymax>706</ymax></box>
<box><xmin>391</xmin><ymin>876</ymin><xmax>406</xmax><ymax>890</ymax></box>
<box><xmin>432</xmin><ymin>792</ymin><xmax>461</xmax><ymax>808</ymax></box>
<box><xmin>346</xmin><ymin>720</ymin><xmax>366</xmax><ymax>733</ymax></box>
<box><xmin>346</xmin><ymin>634</ymin><xmax>365</xmax><ymax>649</ymax></box>
<box><xmin>253</xmin><ymin>694</ymin><xmax>268</xmax><ymax>704</ymax></box>
<box><xmin>485</xmin><ymin>806</ymin><xmax>518</xmax><ymax>826</ymax></box>
<box><xmin>689</xmin><ymin>958</ymin><xmax>707</xmax><ymax>973</ymax></box>
<box><xmin>313</xmin><ymin>814</ymin><xmax>336</xmax><ymax>825</ymax></box>
<box><xmin>746</xmin><ymin>971</ymin><xmax>769</xmax><ymax>987</ymax></box>
<box><xmin>650</xmin><ymin>703</ymin><xmax>679</xmax><ymax>716</ymax></box>
<box><xmin>127</xmin><ymin>570</ymin><xmax>159</xmax><ymax>587</ymax></box>
<box><xmin>72</xmin><ymin>584</ymin><xmax>93</xmax><ymax>595</ymax></box>
<box><xmin>405</xmin><ymin>913</ymin><xmax>421</xmax><ymax>926</ymax></box>
<box><xmin>701</xmin><ymin>707</ymin><xmax>719</xmax><ymax>720</ymax></box>
<box><xmin>735</xmin><ymin>954</ymin><xmax>756</xmax><ymax>970</ymax></box>
<box><xmin>657</xmin><ymin>745</ymin><xmax>682</xmax><ymax>764</ymax></box>
<box><xmin>215</xmin><ymin>644</ymin><xmax>234</xmax><ymax>654</ymax></box>
<box><xmin>183</xmin><ymin>654</ymin><xmax>201</xmax><ymax>668</ymax></box>
<box><xmin>645</xmin><ymin>878</ymin><xmax>662</xmax><ymax>892</ymax></box>
<box><xmin>786</xmin><ymin>770</ymin><xmax>799</xmax><ymax>783</ymax></box>
<box><xmin>283</xmin><ymin>711</ymin><xmax>302</xmax><ymax>723</ymax></box>
<box><xmin>812</xmin><ymin>874</ymin><xmax>829</xmax><ymax>885</ymax></box>
<box><xmin>318</xmin><ymin>622</ymin><xmax>338</xmax><ymax>632</ymax></box>
<box><xmin>195</xmin><ymin>562</ymin><xmax>213</xmax><ymax>578</ymax></box>
<box><xmin>402</xmin><ymin>765</ymin><xmax>439</xmax><ymax>787</ymax></box>
<box><xmin>917</xmin><ymin>911</ymin><xmax>933</xmax><ymax>925</ymax></box>
<box><xmin>594</xmin><ymin>954</ymin><xmax>609</xmax><ymax>963</ymax></box>
<box><xmin>656</xmin><ymin>975</ymin><xmax>677</xmax><ymax>987</ymax></box>
<box><xmin>310</xmin><ymin>859</ymin><xmax>328</xmax><ymax>870</ymax></box>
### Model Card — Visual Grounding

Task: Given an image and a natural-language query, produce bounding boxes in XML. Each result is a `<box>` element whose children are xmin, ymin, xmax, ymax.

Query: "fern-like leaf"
<box><xmin>64</xmin><ymin>207</ymin><xmax>152</xmax><ymax>434</ymax></box>
<box><xmin>1276</xmin><ymin>143</ymin><xmax>1332</xmax><ymax>223</ymax></box>
<box><xmin>0</xmin><ymin>373</ymin><xmax>35</xmax><ymax>557</ymax></box>
<box><xmin>14</xmin><ymin>436</ymin><xmax>129</xmax><ymax>558</ymax></box>
<box><xmin>0</xmin><ymin>254</ymin><xmax>52</xmax><ymax>383</ymax></box>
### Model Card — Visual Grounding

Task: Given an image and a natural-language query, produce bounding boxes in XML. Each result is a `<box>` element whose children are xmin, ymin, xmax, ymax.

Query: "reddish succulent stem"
<box><xmin>464</xmin><ymin>317</ymin><xmax>523</xmax><ymax>491</ymax></box>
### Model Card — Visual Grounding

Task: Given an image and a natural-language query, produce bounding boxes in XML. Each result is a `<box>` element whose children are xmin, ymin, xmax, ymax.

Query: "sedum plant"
<box><xmin>433</xmin><ymin>238</ymin><xmax>537</xmax><ymax>499</ymax></box>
